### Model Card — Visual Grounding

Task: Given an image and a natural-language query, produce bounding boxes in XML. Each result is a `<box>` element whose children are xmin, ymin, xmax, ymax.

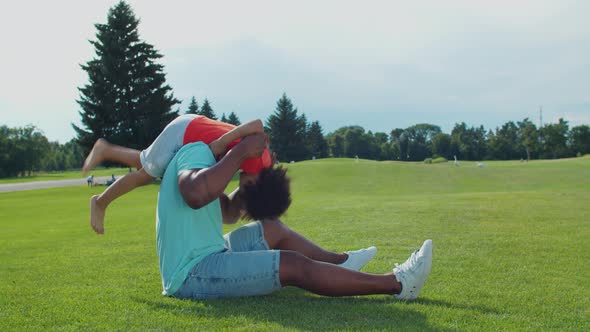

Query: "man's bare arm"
<box><xmin>178</xmin><ymin>133</ymin><xmax>267</xmax><ymax>209</ymax></box>
<box><xmin>209</xmin><ymin>119</ymin><xmax>264</xmax><ymax>160</ymax></box>
<box><xmin>219</xmin><ymin>187</ymin><xmax>243</xmax><ymax>224</ymax></box>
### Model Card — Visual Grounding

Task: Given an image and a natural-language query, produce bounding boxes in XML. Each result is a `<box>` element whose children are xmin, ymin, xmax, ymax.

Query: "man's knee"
<box><xmin>279</xmin><ymin>250</ymin><xmax>311</xmax><ymax>286</ymax></box>
<box><xmin>261</xmin><ymin>219</ymin><xmax>289</xmax><ymax>247</ymax></box>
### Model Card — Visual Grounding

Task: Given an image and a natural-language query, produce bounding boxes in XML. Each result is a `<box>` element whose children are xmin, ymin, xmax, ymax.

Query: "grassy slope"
<box><xmin>0</xmin><ymin>158</ymin><xmax>588</xmax><ymax>331</ymax></box>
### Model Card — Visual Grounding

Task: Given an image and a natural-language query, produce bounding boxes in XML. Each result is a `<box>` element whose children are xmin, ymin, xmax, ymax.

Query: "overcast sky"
<box><xmin>1</xmin><ymin>0</ymin><xmax>589</xmax><ymax>143</ymax></box>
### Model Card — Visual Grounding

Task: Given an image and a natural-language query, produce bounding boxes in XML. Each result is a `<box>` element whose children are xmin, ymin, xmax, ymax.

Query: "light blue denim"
<box><xmin>173</xmin><ymin>221</ymin><xmax>282</xmax><ymax>299</ymax></box>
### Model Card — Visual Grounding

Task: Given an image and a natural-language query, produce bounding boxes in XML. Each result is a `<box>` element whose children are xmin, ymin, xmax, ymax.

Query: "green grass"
<box><xmin>1</xmin><ymin>158</ymin><xmax>589</xmax><ymax>331</ymax></box>
<box><xmin>0</xmin><ymin>168</ymin><xmax>130</xmax><ymax>184</ymax></box>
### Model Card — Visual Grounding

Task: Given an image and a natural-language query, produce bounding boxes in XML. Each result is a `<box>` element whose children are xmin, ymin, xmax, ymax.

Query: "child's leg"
<box><xmin>83</xmin><ymin>139</ymin><xmax>143</xmax><ymax>174</ymax></box>
<box><xmin>87</xmin><ymin>116</ymin><xmax>195</xmax><ymax>234</ymax></box>
<box><xmin>90</xmin><ymin>168</ymin><xmax>153</xmax><ymax>234</ymax></box>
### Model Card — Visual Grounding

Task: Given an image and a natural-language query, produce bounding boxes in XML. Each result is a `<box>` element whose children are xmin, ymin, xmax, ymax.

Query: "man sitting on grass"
<box><xmin>157</xmin><ymin>131</ymin><xmax>433</xmax><ymax>300</ymax></box>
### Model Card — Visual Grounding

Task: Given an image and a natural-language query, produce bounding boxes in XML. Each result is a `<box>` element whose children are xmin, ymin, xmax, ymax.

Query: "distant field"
<box><xmin>0</xmin><ymin>168</ymin><xmax>130</xmax><ymax>184</ymax></box>
<box><xmin>1</xmin><ymin>157</ymin><xmax>588</xmax><ymax>331</ymax></box>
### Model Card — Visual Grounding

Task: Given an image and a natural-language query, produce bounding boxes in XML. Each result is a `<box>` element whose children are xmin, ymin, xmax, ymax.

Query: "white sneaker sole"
<box><xmin>420</xmin><ymin>239</ymin><xmax>433</xmax><ymax>276</ymax></box>
<box><xmin>409</xmin><ymin>239</ymin><xmax>433</xmax><ymax>300</ymax></box>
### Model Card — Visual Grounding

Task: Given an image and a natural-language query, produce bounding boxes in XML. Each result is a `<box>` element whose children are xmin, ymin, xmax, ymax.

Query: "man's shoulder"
<box><xmin>160</xmin><ymin>142</ymin><xmax>213</xmax><ymax>197</ymax></box>
<box><xmin>178</xmin><ymin>141</ymin><xmax>209</xmax><ymax>156</ymax></box>
<box><xmin>173</xmin><ymin>142</ymin><xmax>216</xmax><ymax>172</ymax></box>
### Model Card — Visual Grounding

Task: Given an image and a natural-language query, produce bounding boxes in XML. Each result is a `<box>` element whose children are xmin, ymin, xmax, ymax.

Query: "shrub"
<box><xmin>432</xmin><ymin>157</ymin><xmax>448</xmax><ymax>164</ymax></box>
<box><xmin>424</xmin><ymin>157</ymin><xmax>447</xmax><ymax>164</ymax></box>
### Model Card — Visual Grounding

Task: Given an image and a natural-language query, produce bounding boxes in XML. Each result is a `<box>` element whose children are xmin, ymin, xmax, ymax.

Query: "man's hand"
<box><xmin>239</xmin><ymin>132</ymin><xmax>268</xmax><ymax>159</ymax></box>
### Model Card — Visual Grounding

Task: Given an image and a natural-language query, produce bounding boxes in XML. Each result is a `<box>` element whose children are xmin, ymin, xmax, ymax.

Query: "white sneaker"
<box><xmin>339</xmin><ymin>246</ymin><xmax>378</xmax><ymax>271</ymax></box>
<box><xmin>393</xmin><ymin>239</ymin><xmax>433</xmax><ymax>300</ymax></box>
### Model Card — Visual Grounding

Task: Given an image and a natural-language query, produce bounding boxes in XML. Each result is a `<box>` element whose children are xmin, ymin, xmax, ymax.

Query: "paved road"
<box><xmin>0</xmin><ymin>176</ymin><xmax>113</xmax><ymax>193</ymax></box>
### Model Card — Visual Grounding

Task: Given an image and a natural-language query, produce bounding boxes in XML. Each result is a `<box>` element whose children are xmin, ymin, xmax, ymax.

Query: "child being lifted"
<box><xmin>82</xmin><ymin>114</ymin><xmax>272</xmax><ymax>234</ymax></box>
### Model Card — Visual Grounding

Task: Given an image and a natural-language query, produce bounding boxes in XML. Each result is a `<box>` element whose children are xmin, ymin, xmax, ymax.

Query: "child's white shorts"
<box><xmin>140</xmin><ymin>114</ymin><xmax>197</xmax><ymax>178</ymax></box>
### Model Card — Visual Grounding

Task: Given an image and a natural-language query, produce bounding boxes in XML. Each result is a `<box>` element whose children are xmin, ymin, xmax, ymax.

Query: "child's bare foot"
<box><xmin>83</xmin><ymin>138</ymin><xmax>109</xmax><ymax>175</ymax></box>
<box><xmin>90</xmin><ymin>195</ymin><xmax>106</xmax><ymax>235</ymax></box>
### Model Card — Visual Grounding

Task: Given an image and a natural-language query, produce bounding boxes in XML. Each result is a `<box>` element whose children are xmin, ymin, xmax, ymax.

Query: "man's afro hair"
<box><xmin>241</xmin><ymin>166</ymin><xmax>291</xmax><ymax>220</ymax></box>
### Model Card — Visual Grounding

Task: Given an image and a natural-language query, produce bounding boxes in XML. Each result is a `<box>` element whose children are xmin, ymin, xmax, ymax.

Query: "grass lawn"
<box><xmin>0</xmin><ymin>168</ymin><xmax>130</xmax><ymax>184</ymax></box>
<box><xmin>1</xmin><ymin>157</ymin><xmax>588</xmax><ymax>331</ymax></box>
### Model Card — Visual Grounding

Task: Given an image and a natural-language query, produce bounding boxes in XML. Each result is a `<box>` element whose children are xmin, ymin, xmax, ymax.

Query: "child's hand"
<box><xmin>209</xmin><ymin>139</ymin><xmax>225</xmax><ymax>161</ymax></box>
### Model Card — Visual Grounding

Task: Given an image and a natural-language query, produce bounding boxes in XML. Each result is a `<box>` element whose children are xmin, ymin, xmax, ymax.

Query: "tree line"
<box><xmin>0</xmin><ymin>125</ymin><xmax>84</xmax><ymax>178</ymax></box>
<box><xmin>184</xmin><ymin>96</ymin><xmax>241</xmax><ymax>125</ymax></box>
<box><xmin>325</xmin><ymin>119</ymin><xmax>589</xmax><ymax>162</ymax></box>
<box><xmin>4</xmin><ymin>90</ymin><xmax>588</xmax><ymax>178</ymax></box>
<box><xmin>1</xmin><ymin>1</ymin><xmax>589</xmax><ymax>178</ymax></box>
<box><xmin>264</xmin><ymin>95</ymin><xmax>590</xmax><ymax>162</ymax></box>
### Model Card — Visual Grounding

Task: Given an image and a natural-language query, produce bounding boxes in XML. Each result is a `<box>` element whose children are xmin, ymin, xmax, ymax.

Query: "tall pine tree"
<box><xmin>227</xmin><ymin>112</ymin><xmax>241</xmax><ymax>126</ymax></box>
<box><xmin>186</xmin><ymin>96</ymin><xmax>199</xmax><ymax>114</ymax></box>
<box><xmin>73</xmin><ymin>1</ymin><xmax>179</xmax><ymax>152</ymax></box>
<box><xmin>306</xmin><ymin>121</ymin><xmax>328</xmax><ymax>158</ymax></box>
<box><xmin>198</xmin><ymin>98</ymin><xmax>217</xmax><ymax>119</ymax></box>
<box><xmin>266</xmin><ymin>93</ymin><xmax>308</xmax><ymax>162</ymax></box>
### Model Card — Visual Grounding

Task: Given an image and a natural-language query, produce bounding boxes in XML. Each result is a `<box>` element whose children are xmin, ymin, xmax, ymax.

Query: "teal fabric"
<box><xmin>156</xmin><ymin>142</ymin><xmax>226</xmax><ymax>295</ymax></box>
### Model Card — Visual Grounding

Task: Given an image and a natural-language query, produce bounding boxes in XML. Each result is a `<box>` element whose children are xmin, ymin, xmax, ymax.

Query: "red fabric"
<box><xmin>182</xmin><ymin>116</ymin><xmax>271</xmax><ymax>174</ymax></box>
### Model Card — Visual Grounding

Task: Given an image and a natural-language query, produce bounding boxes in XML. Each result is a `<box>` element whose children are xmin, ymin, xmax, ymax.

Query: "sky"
<box><xmin>1</xmin><ymin>0</ymin><xmax>589</xmax><ymax>143</ymax></box>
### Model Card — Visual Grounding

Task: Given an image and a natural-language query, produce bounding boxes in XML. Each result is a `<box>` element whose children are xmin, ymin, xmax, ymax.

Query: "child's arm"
<box><xmin>209</xmin><ymin>119</ymin><xmax>264</xmax><ymax>160</ymax></box>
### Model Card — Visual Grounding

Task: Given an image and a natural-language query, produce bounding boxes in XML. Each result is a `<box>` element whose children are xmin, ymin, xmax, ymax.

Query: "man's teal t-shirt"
<box><xmin>156</xmin><ymin>142</ymin><xmax>226</xmax><ymax>295</ymax></box>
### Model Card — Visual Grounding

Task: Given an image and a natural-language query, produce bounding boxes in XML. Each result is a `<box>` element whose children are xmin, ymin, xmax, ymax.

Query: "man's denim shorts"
<box><xmin>173</xmin><ymin>221</ymin><xmax>282</xmax><ymax>299</ymax></box>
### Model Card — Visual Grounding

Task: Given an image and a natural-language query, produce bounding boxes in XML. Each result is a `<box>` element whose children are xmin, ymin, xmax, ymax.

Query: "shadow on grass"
<box><xmin>416</xmin><ymin>298</ymin><xmax>503</xmax><ymax>316</ymax></box>
<box><xmin>133</xmin><ymin>288</ymin><xmax>454</xmax><ymax>331</ymax></box>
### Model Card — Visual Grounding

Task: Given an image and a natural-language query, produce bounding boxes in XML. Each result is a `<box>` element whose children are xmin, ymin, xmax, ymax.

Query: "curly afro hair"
<box><xmin>241</xmin><ymin>166</ymin><xmax>291</xmax><ymax>221</ymax></box>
